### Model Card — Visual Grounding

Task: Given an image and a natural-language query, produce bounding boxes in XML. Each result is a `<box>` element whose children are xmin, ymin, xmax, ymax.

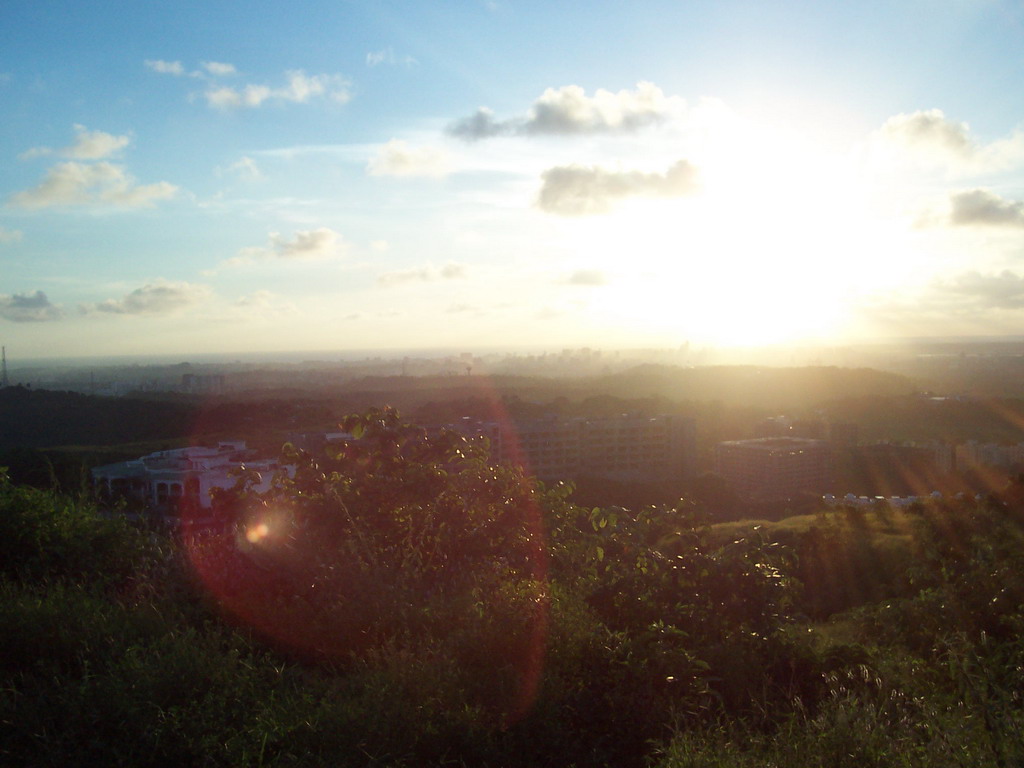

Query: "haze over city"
<box><xmin>2</xmin><ymin>1</ymin><xmax>1024</xmax><ymax>361</ymax></box>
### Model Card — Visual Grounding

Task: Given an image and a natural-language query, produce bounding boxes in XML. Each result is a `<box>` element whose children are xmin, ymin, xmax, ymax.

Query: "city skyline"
<box><xmin>2</xmin><ymin>1</ymin><xmax>1024</xmax><ymax>360</ymax></box>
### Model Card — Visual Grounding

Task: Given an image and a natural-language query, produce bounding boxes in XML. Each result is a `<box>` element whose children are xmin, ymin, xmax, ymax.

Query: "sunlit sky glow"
<box><xmin>2</xmin><ymin>0</ymin><xmax>1024</xmax><ymax>359</ymax></box>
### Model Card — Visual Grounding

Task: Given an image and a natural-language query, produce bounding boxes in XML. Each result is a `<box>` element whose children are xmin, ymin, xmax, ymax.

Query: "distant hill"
<box><xmin>589</xmin><ymin>364</ymin><xmax>917</xmax><ymax>407</ymax></box>
<box><xmin>336</xmin><ymin>365</ymin><xmax>917</xmax><ymax>410</ymax></box>
<box><xmin>0</xmin><ymin>365</ymin><xmax>918</xmax><ymax>453</ymax></box>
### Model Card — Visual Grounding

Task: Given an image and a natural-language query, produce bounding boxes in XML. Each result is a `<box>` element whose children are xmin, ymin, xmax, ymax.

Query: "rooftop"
<box><xmin>718</xmin><ymin>437</ymin><xmax>828</xmax><ymax>452</ymax></box>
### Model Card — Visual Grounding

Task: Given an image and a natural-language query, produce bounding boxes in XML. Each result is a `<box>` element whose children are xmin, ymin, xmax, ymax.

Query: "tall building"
<box><xmin>476</xmin><ymin>414</ymin><xmax>696</xmax><ymax>483</ymax></box>
<box><xmin>715</xmin><ymin>437</ymin><xmax>831</xmax><ymax>499</ymax></box>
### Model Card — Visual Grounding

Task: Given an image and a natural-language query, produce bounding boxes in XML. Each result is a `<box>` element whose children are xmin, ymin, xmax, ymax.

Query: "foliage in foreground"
<box><xmin>2</xmin><ymin>412</ymin><xmax>1024</xmax><ymax>766</ymax></box>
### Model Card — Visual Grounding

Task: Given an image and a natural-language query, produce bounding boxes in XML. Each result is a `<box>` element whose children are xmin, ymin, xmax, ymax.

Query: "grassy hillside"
<box><xmin>3</xmin><ymin>414</ymin><xmax>1024</xmax><ymax>766</ymax></box>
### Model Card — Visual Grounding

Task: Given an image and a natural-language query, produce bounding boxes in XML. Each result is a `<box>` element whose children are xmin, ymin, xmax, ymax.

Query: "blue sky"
<box><xmin>2</xmin><ymin>0</ymin><xmax>1024</xmax><ymax>359</ymax></box>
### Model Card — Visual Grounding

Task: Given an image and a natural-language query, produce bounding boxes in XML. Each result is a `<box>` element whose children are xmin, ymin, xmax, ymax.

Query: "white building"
<box><xmin>92</xmin><ymin>441</ymin><xmax>281</xmax><ymax>510</ymax></box>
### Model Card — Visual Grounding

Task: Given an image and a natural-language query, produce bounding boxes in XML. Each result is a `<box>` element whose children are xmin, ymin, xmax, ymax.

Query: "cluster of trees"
<box><xmin>0</xmin><ymin>387</ymin><xmax>194</xmax><ymax>449</ymax></box>
<box><xmin>2</xmin><ymin>408</ymin><xmax>1024</xmax><ymax>765</ymax></box>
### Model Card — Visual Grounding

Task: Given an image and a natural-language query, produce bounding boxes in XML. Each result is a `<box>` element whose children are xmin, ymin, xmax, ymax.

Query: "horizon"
<box><xmin>7</xmin><ymin>333</ymin><xmax>1024</xmax><ymax>374</ymax></box>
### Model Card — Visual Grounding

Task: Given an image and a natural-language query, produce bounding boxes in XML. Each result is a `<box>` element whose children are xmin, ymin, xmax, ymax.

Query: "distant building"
<box><xmin>826</xmin><ymin>422</ymin><xmax>859</xmax><ymax>447</ymax></box>
<box><xmin>956</xmin><ymin>440</ymin><xmax>1024</xmax><ymax>472</ymax></box>
<box><xmin>921</xmin><ymin>440</ymin><xmax>956</xmax><ymax>474</ymax></box>
<box><xmin>181</xmin><ymin>373</ymin><xmax>226</xmax><ymax>395</ymax></box>
<box><xmin>92</xmin><ymin>441</ymin><xmax>280</xmax><ymax>511</ymax></box>
<box><xmin>824</xmin><ymin>492</ymin><xmax>946</xmax><ymax>509</ymax></box>
<box><xmin>287</xmin><ymin>431</ymin><xmax>356</xmax><ymax>454</ymax></box>
<box><xmin>715</xmin><ymin>437</ymin><xmax>831</xmax><ymax>499</ymax></box>
<box><xmin>458</xmin><ymin>414</ymin><xmax>696</xmax><ymax>483</ymax></box>
<box><xmin>755</xmin><ymin>415</ymin><xmax>825</xmax><ymax>439</ymax></box>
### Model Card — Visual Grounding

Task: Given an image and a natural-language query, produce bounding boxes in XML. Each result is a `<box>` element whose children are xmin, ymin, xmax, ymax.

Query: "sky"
<box><xmin>2</xmin><ymin>0</ymin><xmax>1024</xmax><ymax>360</ymax></box>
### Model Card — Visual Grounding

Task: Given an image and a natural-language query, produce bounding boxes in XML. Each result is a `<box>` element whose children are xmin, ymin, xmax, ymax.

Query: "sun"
<box><xmin>561</xmin><ymin>120</ymin><xmax>920</xmax><ymax>348</ymax></box>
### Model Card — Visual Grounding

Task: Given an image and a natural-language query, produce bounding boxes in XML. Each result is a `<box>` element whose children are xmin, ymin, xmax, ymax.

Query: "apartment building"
<box><xmin>715</xmin><ymin>437</ymin><xmax>831</xmax><ymax>499</ymax></box>
<box><xmin>477</xmin><ymin>414</ymin><xmax>696</xmax><ymax>482</ymax></box>
<box><xmin>955</xmin><ymin>440</ymin><xmax>1024</xmax><ymax>472</ymax></box>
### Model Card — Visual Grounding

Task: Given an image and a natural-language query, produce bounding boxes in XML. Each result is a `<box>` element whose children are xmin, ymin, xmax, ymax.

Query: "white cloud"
<box><xmin>205</xmin><ymin>84</ymin><xmax>266</xmax><ymax>109</ymax></box>
<box><xmin>20</xmin><ymin>124</ymin><xmax>131</xmax><ymax>161</ymax></box>
<box><xmin>233</xmin><ymin>290</ymin><xmax>297</xmax><ymax>316</ymax></box>
<box><xmin>449</xmin><ymin>81</ymin><xmax>684</xmax><ymax>140</ymax></box>
<box><xmin>370</xmin><ymin>240</ymin><xmax>390</xmax><ymax>252</ymax></box>
<box><xmin>203</xmin><ymin>70</ymin><xmax>350</xmax><ymax>110</ymax></box>
<box><xmin>270</xmin><ymin>228</ymin><xmax>346</xmax><ymax>262</ymax></box>
<box><xmin>538</xmin><ymin>159</ymin><xmax>700</xmax><ymax>216</ymax></box>
<box><xmin>859</xmin><ymin>270</ymin><xmax>1024</xmax><ymax>336</ymax></box>
<box><xmin>939</xmin><ymin>270</ymin><xmax>1024</xmax><ymax>310</ymax></box>
<box><xmin>202</xmin><ymin>61</ymin><xmax>236</xmax><ymax>76</ymax></box>
<box><xmin>283</xmin><ymin>70</ymin><xmax>345</xmax><ymax>102</ymax></box>
<box><xmin>234</xmin><ymin>290</ymin><xmax>275</xmax><ymax>308</ymax></box>
<box><xmin>378</xmin><ymin>261</ymin><xmax>468</xmax><ymax>286</ymax></box>
<box><xmin>440</xmin><ymin>262</ymin><xmax>467</xmax><ymax>279</ymax></box>
<box><xmin>0</xmin><ymin>227</ymin><xmax>23</xmax><ymax>244</ymax></box>
<box><xmin>366</xmin><ymin>47</ymin><xmax>417</xmax><ymax>67</ymax></box>
<box><xmin>12</xmin><ymin>126</ymin><xmax>174</xmax><ymax>210</ymax></box>
<box><xmin>564</xmin><ymin>269</ymin><xmax>608</xmax><ymax>286</ymax></box>
<box><xmin>10</xmin><ymin>161</ymin><xmax>178</xmax><ymax>209</ymax></box>
<box><xmin>65</xmin><ymin>125</ymin><xmax>131</xmax><ymax>159</ymax></box>
<box><xmin>527</xmin><ymin>81</ymin><xmax>680</xmax><ymax>135</ymax></box>
<box><xmin>227</xmin><ymin>227</ymin><xmax>345</xmax><ymax>268</ymax></box>
<box><xmin>145</xmin><ymin>59</ymin><xmax>185</xmax><ymax>76</ymax></box>
<box><xmin>949</xmin><ymin>189</ymin><xmax>1024</xmax><ymax>228</ymax></box>
<box><xmin>270</xmin><ymin>228</ymin><xmax>344</xmax><ymax>259</ymax></box>
<box><xmin>447</xmin><ymin>303</ymin><xmax>481</xmax><ymax>314</ymax></box>
<box><xmin>879</xmin><ymin>109</ymin><xmax>972</xmax><ymax>156</ymax></box>
<box><xmin>366</xmin><ymin>140</ymin><xmax>452</xmax><ymax>178</ymax></box>
<box><xmin>875</xmin><ymin>108</ymin><xmax>1024</xmax><ymax>173</ymax></box>
<box><xmin>449</xmin><ymin>107</ymin><xmax>503</xmax><ymax>141</ymax></box>
<box><xmin>0</xmin><ymin>291</ymin><xmax>62</xmax><ymax>322</ymax></box>
<box><xmin>222</xmin><ymin>155</ymin><xmax>263</xmax><ymax>181</ymax></box>
<box><xmin>378</xmin><ymin>267</ymin><xmax>435</xmax><ymax>286</ymax></box>
<box><xmin>17</xmin><ymin>146</ymin><xmax>50</xmax><ymax>161</ymax></box>
<box><xmin>88</xmin><ymin>280</ymin><xmax>211</xmax><ymax>315</ymax></box>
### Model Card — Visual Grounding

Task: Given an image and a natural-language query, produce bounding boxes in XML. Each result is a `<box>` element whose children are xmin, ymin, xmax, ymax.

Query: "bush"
<box><xmin>0</xmin><ymin>468</ymin><xmax>153</xmax><ymax>583</ymax></box>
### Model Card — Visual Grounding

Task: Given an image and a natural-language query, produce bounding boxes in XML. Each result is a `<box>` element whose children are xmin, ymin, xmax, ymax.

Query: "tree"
<box><xmin>184</xmin><ymin>406</ymin><xmax>551</xmax><ymax>721</ymax></box>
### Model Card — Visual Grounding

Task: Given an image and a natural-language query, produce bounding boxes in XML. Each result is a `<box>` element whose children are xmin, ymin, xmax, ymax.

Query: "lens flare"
<box><xmin>245</xmin><ymin>521</ymin><xmax>270</xmax><ymax>544</ymax></box>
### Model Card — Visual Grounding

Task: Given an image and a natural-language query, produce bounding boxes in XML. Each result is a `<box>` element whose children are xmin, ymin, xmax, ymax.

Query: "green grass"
<box><xmin>4</xmin><ymin>453</ymin><xmax>1024</xmax><ymax>767</ymax></box>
